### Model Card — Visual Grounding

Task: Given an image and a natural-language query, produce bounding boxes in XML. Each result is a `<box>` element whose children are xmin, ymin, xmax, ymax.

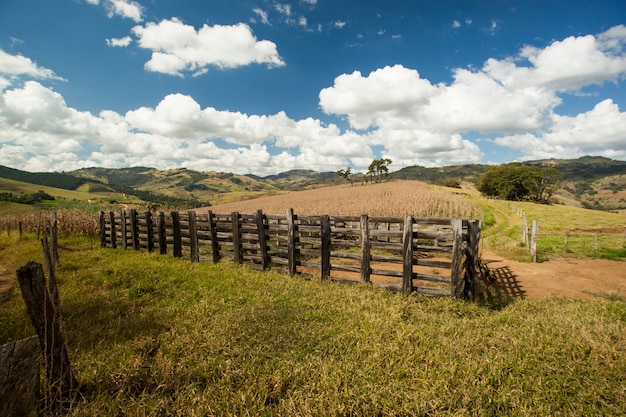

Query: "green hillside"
<box><xmin>3</xmin><ymin>155</ymin><xmax>626</xmax><ymax>211</ymax></box>
<box><xmin>0</xmin><ymin>165</ymin><xmax>88</xmax><ymax>190</ymax></box>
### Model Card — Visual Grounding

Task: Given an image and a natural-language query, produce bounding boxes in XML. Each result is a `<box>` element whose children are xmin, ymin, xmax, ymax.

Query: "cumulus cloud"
<box><xmin>319</xmin><ymin>26</ymin><xmax>626</xmax><ymax>165</ymax></box>
<box><xmin>0</xmin><ymin>50</ymin><xmax>66</xmax><ymax>81</ymax></box>
<box><xmin>105</xmin><ymin>0</ymin><xmax>143</xmax><ymax>22</ymax></box>
<box><xmin>2</xmin><ymin>26</ymin><xmax>626</xmax><ymax>174</ymax></box>
<box><xmin>493</xmin><ymin>99</ymin><xmax>626</xmax><ymax>160</ymax></box>
<box><xmin>131</xmin><ymin>18</ymin><xmax>285</xmax><ymax>76</ymax></box>
<box><xmin>484</xmin><ymin>25</ymin><xmax>626</xmax><ymax>91</ymax></box>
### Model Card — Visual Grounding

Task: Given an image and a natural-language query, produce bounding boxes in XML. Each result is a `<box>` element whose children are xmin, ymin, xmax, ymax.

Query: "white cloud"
<box><xmin>485</xmin><ymin>19</ymin><xmax>500</xmax><ymax>35</ymax></box>
<box><xmin>2</xmin><ymin>26</ymin><xmax>626</xmax><ymax>174</ymax></box>
<box><xmin>132</xmin><ymin>18</ymin><xmax>285</xmax><ymax>76</ymax></box>
<box><xmin>274</xmin><ymin>3</ymin><xmax>292</xmax><ymax>17</ymax></box>
<box><xmin>485</xmin><ymin>25</ymin><xmax>626</xmax><ymax>91</ymax></box>
<box><xmin>318</xmin><ymin>26</ymin><xmax>626</xmax><ymax>166</ymax></box>
<box><xmin>252</xmin><ymin>8</ymin><xmax>271</xmax><ymax>25</ymax></box>
<box><xmin>0</xmin><ymin>50</ymin><xmax>66</xmax><ymax>81</ymax></box>
<box><xmin>335</xmin><ymin>20</ymin><xmax>346</xmax><ymax>29</ymax></box>
<box><xmin>105</xmin><ymin>36</ymin><xmax>132</xmax><ymax>47</ymax></box>
<box><xmin>319</xmin><ymin>65</ymin><xmax>439</xmax><ymax>130</ymax></box>
<box><xmin>105</xmin><ymin>0</ymin><xmax>143</xmax><ymax>22</ymax></box>
<box><xmin>493</xmin><ymin>99</ymin><xmax>626</xmax><ymax>160</ymax></box>
<box><xmin>452</xmin><ymin>20</ymin><xmax>461</xmax><ymax>29</ymax></box>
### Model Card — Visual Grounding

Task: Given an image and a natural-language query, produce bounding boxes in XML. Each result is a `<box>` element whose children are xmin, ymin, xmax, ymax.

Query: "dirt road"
<box><xmin>482</xmin><ymin>251</ymin><xmax>626</xmax><ymax>300</ymax></box>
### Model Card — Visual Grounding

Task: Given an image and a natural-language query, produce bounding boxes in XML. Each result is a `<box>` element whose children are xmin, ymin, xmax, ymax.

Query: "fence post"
<box><xmin>321</xmin><ymin>215</ymin><xmax>331</xmax><ymax>280</ymax></box>
<box><xmin>622</xmin><ymin>230</ymin><xmax>625</xmax><ymax>248</ymax></box>
<box><xmin>232</xmin><ymin>212</ymin><xmax>242</xmax><ymax>264</ymax></box>
<box><xmin>522</xmin><ymin>214</ymin><xmax>528</xmax><ymax>247</ymax></box>
<box><xmin>146</xmin><ymin>211</ymin><xmax>154</xmax><ymax>253</ymax></box>
<box><xmin>37</xmin><ymin>210</ymin><xmax>42</xmax><ymax>240</ymax></box>
<box><xmin>99</xmin><ymin>211</ymin><xmax>106</xmax><ymax>247</ymax></box>
<box><xmin>17</xmin><ymin>262</ymin><xmax>78</xmax><ymax>411</ymax></box>
<box><xmin>286</xmin><ymin>208</ymin><xmax>297</xmax><ymax>277</ymax></box>
<box><xmin>157</xmin><ymin>212</ymin><xmax>167</xmax><ymax>255</ymax></box>
<box><xmin>41</xmin><ymin>237</ymin><xmax>60</xmax><ymax>309</ymax></box>
<box><xmin>188</xmin><ymin>211</ymin><xmax>199</xmax><ymax>262</ymax></box>
<box><xmin>120</xmin><ymin>210</ymin><xmax>128</xmax><ymax>249</ymax></box>
<box><xmin>207</xmin><ymin>211</ymin><xmax>220</xmax><ymax>263</ymax></box>
<box><xmin>256</xmin><ymin>210</ymin><xmax>269</xmax><ymax>270</ymax></box>
<box><xmin>402</xmin><ymin>215</ymin><xmax>414</xmax><ymax>295</ymax></box>
<box><xmin>0</xmin><ymin>336</ymin><xmax>40</xmax><ymax>417</ymax></box>
<box><xmin>171</xmin><ymin>211</ymin><xmax>182</xmax><ymax>258</ymax></box>
<box><xmin>564</xmin><ymin>232</ymin><xmax>569</xmax><ymax>253</ymax></box>
<box><xmin>531</xmin><ymin>220</ymin><xmax>539</xmax><ymax>263</ymax></box>
<box><xmin>464</xmin><ymin>220</ymin><xmax>481</xmax><ymax>300</ymax></box>
<box><xmin>594</xmin><ymin>233</ymin><xmax>599</xmax><ymax>250</ymax></box>
<box><xmin>451</xmin><ymin>219</ymin><xmax>464</xmax><ymax>298</ymax></box>
<box><xmin>360</xmin><ymin>214</ymin><xmax>371</xmax><ymax>284</ymax></box>
<box><xmin>108</xmin><ymin>211</ymin><xmax>116</xmax><ymax>249</ymax></box>
<box><xmin>50</xmin><ymin>211</ymin><xmax>59</xmax><ymax>263</ymax></box>
<box><xmin>130</xmin><ymin>209</ymin><xmax>139</xmax><ymax>250</ymax></box>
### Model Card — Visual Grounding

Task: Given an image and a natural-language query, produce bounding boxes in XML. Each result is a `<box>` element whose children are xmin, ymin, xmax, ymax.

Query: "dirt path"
<box><xmin>482</xmin><ymin>251</ymin><xmax>626</xmax><ymax>300</ymax></box>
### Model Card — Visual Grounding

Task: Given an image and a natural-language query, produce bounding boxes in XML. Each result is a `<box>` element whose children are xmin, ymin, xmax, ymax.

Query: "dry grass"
<box><xmin>204</xmin><ymin>180</ymin><xmax>480</xmax><ymax>219</ymax></box>
<box><xmin>0</xmin><ymin>208</ymin><xmax>100</xmax><ymax>237</ymax></box>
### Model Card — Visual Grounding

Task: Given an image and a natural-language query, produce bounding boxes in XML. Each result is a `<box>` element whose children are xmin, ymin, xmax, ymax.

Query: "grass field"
<box><xmin>472</xmin><ymin>198</ymin><xmax>626</xmax><ymax>261</ymax></box>
<box><xmin>1</xmin><ymin>233</ymin><xmax>625</xmax><ymax>416</ymax></box>
<box><xmin>1</xmin><ymin>180</ymin><xmax>625</xmax><ymax>415</ymax></box>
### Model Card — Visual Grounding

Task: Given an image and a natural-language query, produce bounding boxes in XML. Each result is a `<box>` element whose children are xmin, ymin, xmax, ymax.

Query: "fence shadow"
<box><xmin>488</xmin><ymin>266</ymin><xmax>526</xmax><ymax>299</ymax></box>
<box><xmin>475</xmin><ymin>260</ymin><xmax>526</xmax><ymax>310</ymax></box>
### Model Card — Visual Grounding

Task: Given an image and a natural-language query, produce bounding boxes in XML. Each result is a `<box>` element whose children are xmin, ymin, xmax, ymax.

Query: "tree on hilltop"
<box><xmin>368</xmin><ymin>158</ymin><xmax>392</xmax><ymax>183</ymax></box>
<box><xmin>477</xmin><ymin>163</ymin><xmax>563</xmax><ymax>202</ymax></box>
<box><xmin>336</xmin><ymin>167</ymin><xmax>353</xmax><ymax>186</ymax></box>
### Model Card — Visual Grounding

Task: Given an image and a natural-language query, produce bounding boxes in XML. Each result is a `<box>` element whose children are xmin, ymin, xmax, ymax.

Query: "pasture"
<box><xmin>1</xmin><ymin>179</ymin><xmax>625</xmax><ymax>416</ymax></box>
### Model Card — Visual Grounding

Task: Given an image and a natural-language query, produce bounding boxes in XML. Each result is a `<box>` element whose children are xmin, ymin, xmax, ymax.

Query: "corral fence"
<box><xmin>99</xmin><ymin>209</ymin><xmax>482</xmax><ymax>299</ymax></box>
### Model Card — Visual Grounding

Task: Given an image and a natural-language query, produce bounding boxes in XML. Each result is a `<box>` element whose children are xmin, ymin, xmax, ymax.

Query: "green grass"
<box><xmin>1</xmin><ymin>234</ymin><xmax>625</xmax><ymax>416</ymax></box>
<box><xmin>474</xmin><ymin>198</ymin><xmax>626</xmax><ymax>261</ymax></box>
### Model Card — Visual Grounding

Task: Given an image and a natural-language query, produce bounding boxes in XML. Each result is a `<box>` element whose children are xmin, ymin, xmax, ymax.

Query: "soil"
<box><xmin>481</xmin><ymin>251</ymin><xmax>626</xmax><ymax>301</ymax></box>
<box><xmin>1</xmin><ymin>254</ymin><xmax>624</xmax><ymax>303</ymax></box>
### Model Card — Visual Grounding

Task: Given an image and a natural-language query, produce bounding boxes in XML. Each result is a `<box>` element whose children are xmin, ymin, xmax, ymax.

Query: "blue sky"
<box><xmin>1</xmin><ymin>0</ymin><xmax>626</xmax><ymax>175</ymax></box>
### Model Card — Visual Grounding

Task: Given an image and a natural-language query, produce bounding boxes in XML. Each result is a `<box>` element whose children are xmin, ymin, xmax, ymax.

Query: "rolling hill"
<box><xmin>2</xmin><ymin>156</ymin><xmax>626</xmax><ymax>211</ymax></box>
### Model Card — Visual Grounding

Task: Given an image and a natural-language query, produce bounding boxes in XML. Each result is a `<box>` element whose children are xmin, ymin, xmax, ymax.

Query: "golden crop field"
<box><xmin>204</xmin><ymin>180</ymin><xmax>481</xmax><ymax>219</ymax></box>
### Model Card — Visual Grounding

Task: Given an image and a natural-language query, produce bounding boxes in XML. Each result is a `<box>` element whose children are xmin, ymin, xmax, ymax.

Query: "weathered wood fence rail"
<box><xmin>99</xmin><ymin>209</ymin><xmax>482</xmax><ymax>299</ymax></box>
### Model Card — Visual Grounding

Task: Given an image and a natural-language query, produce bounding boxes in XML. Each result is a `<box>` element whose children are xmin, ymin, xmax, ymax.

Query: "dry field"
<box><xmin>0</xmin><ymin>207</ymin><xmax>100</xmax><ymax>236</ymax></box>
<box><xmin>203</xmin><ymin>180</ymin><xmax>480</xmax><ymax>219</ymax></box>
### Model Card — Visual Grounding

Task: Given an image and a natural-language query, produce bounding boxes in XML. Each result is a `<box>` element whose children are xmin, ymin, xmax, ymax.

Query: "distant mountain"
<box><xmin>2</xmin><ymin>156</ymin><xmax>626</xmax><ymax>210</ymax></box>
<box><xmin>525</xmin><ymin>156</ymin><xmax>626</xmax><ymax>180</ymax></box>
<box><xmin>390</xmin><ymin>164</ymin><xmax>487</xmax><ymax>184</ymax></box>
<box><xmin>254</xmin><ymin>169</ymin><xmax>339</xmax><ymax>188</ymax></box>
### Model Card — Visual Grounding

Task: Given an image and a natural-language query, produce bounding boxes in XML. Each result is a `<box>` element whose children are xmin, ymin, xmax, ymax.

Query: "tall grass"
<box><xmin>1</xmin><ymin>235</ymin><xmax>625</xmax><ymax>416</ymax></box>
<box><xmin>0</xmin><ymin>207</ymin><xmax>100</xmax><ymax>237</ymax></box>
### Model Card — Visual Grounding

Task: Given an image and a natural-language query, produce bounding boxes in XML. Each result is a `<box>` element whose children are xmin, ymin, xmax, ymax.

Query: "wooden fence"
<box><xmin>99</xmin><ymin>209</ymin><xmax>482</xmax><ymax>299</ymax></box>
